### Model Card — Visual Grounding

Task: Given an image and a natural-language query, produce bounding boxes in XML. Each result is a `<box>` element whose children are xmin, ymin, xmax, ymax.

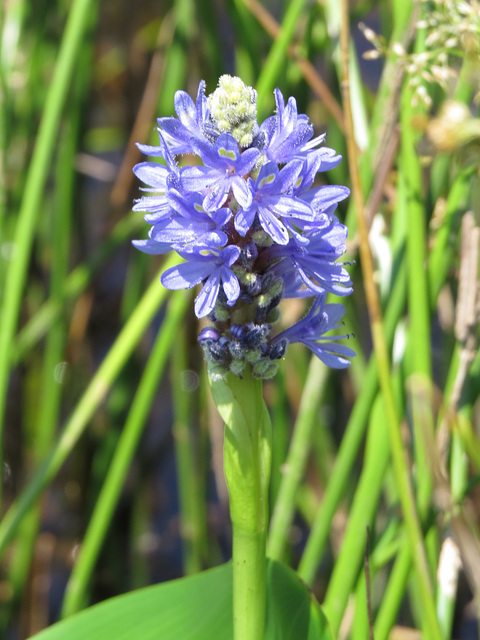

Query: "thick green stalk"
<box><xmin>209</xmin><ymin>370</ymin><xmax>272</xmax><ymax>640</ymax></box>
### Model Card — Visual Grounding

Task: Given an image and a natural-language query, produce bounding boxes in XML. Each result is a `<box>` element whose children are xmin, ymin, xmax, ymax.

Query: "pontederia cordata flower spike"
<box><xmin>133</xmin><ymin>75</ymin><xmax>355</xmax><ymax>379</ymax></box>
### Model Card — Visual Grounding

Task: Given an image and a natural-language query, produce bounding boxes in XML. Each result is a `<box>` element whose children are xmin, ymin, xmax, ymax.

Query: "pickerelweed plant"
<box><xmin>133</xmin><ymin>75</ymin><xmax>354</xmax><ymax>640</ymax></box>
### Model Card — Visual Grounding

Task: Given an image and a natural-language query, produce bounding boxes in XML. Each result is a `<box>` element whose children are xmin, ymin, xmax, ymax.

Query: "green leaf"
<box><xmin>30</xmin><ymin>560</ymin><xmax>334</xmax><ymax>640</ymax></box>
<box><xmin>265</xmin><ymin>561</ymin><xmax>335</xmax><ymax>640</ymax></box>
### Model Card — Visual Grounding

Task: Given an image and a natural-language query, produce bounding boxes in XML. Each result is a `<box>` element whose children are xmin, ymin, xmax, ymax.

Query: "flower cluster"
<box><xmin>133</xmin><ymin>75</ymin><xmax>354</xmax><ymax>379</ymax></box>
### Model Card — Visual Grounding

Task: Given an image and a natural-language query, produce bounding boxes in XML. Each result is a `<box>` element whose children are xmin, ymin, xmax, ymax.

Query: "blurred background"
<box><xmin>1</xmin><ymin>0</ymin><xmax>479</xmax><ymax>638</ymax></box>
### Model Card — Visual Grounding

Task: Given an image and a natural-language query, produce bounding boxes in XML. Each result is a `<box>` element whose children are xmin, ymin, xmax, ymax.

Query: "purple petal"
<box><xmin>234</xmin><ymin>205</ymin><xmax>257</xmax><ymax>236</ymax></box>
<box><xmin>235</xmin><ymin>147</ymin><xmax>260</xmax><ymax>175</ymax></box>
<box><xmin>132</xmin><ymin>239</ymin><xmax>172</xmax><ymax>255</ymax></box>
<box><xmin>203</xmin><ymin>179</ymin><xmax>230</xmax><ymax>211</ymax></box>
<box><xmin>302</xmin><ymin>133</ymin><xmax>327</xmax><ymax>151</ymax></box>
<box><xmin>258</xmin><ymin>206</ymin><xmax>289</xmax><ymax>245</ymax></box>
<box><xmin>256</xmin><ymin>162</ymin><xmax>278</xmax><ymax>189</ymax></box>
<box><xmin>221</xmin><ymin>244</ymin><xmax>241</xmax><ymax>267</ymax></box>
<box><xmin>174</xmin><ymin>90</ymin><xmax>197</xmax><ymax>127</ymax></box>
<box><xmin>133</xmin><ymin>162</ymin><xmax>169</xmax><ymax>189</ymax></box>
<box><xmin>317</xmin><ymin>148</ymin><xmax>343</xmax><ymax>171</ymax></box>
<box><xmin>181</xmin><ymin>165</ymin><xmax>217</xmax><ymax>192</ymax></box>
<box><xmin>309</xmin><ymin>185</ymin><xmax>350</xmax><ymax>209</ymax></box>
<box><xmin>221</xmin><ymin>269</ymin><xmax>240</xmax><ymax>306</ymax></box>
<box><xmin>268</xmin><ymin>195</ymin><xmax>313</xmax><ymax>220</ymax></box>
<box><xmin>194</xmin><ymin>273</ymin><xmax>220</xmax><ymax>317</ymax></box>
<box><xmin>161</xmin><ymin>261</ymin><xmax>213</xmax><ymax>290</ymax></box>
<box><xmin>136</xmin><ymin>142</ymin><xmax>164</xmax><ymax>157</ymax></box>
<box><xmin>231</xmin><ymin>177</ymin><xmax>253</xmax><ymax>209</ymax></box>
<box><xmin>272</xmin><ymin>160</ymin><xmax>304</xmax><ymax>191</ymax></box>
<box><xmin>215</xmin><ymin>133</ymin><xmax>241</xmax><ymax>159</ymax></box>
<box><xmin>305</xmin><ymin>342</ymin><xmax>355</xmax><ymax>369</ymax></box>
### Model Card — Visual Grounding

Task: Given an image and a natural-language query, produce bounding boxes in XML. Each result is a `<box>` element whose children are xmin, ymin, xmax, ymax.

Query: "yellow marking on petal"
<box><xmin>218</xmin><ymin>147</ymin><xmax>237</xmax><ymax>160</ymax></box>
<box><xmin>259</xmin><ymin>173</ymin><xmax>275</xmax><ymax>189</ymax></box>
<box><xmin>194</xmin><ymin>202</ymin><xmax>205</xmax><ymax>213</ymax></box>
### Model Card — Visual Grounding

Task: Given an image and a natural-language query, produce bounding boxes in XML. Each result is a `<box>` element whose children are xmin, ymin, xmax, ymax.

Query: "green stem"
<box><xmin>209</xmin><ymin>369</ymin><xmax>272</xmax><ymax>640</ymax></box>
<box><xmin>255</xmin><ymin>0</ymin><xmax>309</xmax><ymax>117</ymax></box>
<box><xmin>0</xmin><ymin>257</ymin><xmax>177</xmax><ymax>559</ymax></box>
<box><xmin>321</xmin><ymin>388</ymin><xmax>394</xmax><ymax>630</ymax></box>
<box><xmin>171</xmin><ymin>322</ymin><xmax>207</xmax><ymax>576</ymax></box>
<box><xmin>0</xmin><ymin>0</ymin><xmax>95</xmax><ymax>511</ymax></box>
<box><xmin>61</xmin><ymin>291</ymin><xmax>189</xmax><ymax>617</ymax></box>
<box><xmin>298</xmin><ymin>250</ymin><xmax>407</xmax><ymax>584</ymax></box>
<box><xmin>232</xmin><ymin>527</ymin><xmax>267</xmax><ymax>640</ymax></box>
<box><xmin>267</xmin><ymin>355</ymin><xmax>328</xmax><ymax>561</ymax></box>
<box><xmin>13</xmin><ymin>212</ymin><xmax>141</xmax><ymax>364</ymax></box>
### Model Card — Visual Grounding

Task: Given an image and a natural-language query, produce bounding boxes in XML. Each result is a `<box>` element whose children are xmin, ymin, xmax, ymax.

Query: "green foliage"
<box><xmin>0</xmin><ymin>0</ymin><xmax>479</xmax><ymax>638</ymax></box>
<box><xmin>29</xmin><ymin>560</ymin><xmax>333</xmax><ymax>640</ymax></box>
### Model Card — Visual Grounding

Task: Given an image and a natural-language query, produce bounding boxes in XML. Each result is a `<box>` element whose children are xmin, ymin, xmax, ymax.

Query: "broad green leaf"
<box><xmin>265</xmin><ymin>560</ymin><xmax>334</xmax><ymax>640</ymax></box>
<box><xmin>30</xmin><ymin>560</ymin><xmax>334</xmax><ymax>640</ymax></box>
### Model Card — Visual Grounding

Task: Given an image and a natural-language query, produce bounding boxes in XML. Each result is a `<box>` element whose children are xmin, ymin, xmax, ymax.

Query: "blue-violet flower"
<box><xmin>133</xmin><ymin>75</ymin><xmax>354</xmax><ymax>379</ymax></box>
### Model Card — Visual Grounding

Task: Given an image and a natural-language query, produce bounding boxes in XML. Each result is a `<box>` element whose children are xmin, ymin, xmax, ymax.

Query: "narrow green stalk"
<box><xmin>12</xmin><ymin>212</ymin><xmax>141</xmax><ymax>363</ymax></box>
<box><xmin>269</xmin><ymin>367</ymin><xmax>289</xmax><ymax>508</ymax></box>
<box><xmin>325</xmin><ymin>0</ymin><xmax>370</xmax><ymax>150</ymax></box>
<box><xmin>298</xmin><ymin>251</ymin><xmax>407</xmax><ymax>584</ymax></box>
<box><xmin>61</xmin><ymin>291</ymin><xmax>189</xmax><ymax>617</ymax></box>
<box><xmin>339</xmin><ymin>3</ymin><xmax>442</xmax><ymax>636</ymax></box>
<box><xmin>171</xmin><ymin>323</ymin><xmax>207</xmax><ymax>576</ymax></box>
<box><xmin>374</xmin><ymin>346</ymin><xmax>475</xmax><ymax>639</ymax></box>
<box><xmin>428</xmin><ymin>168</ymin><xmax>473</xmax><ymax>306</ymax></box>
<box><xmin>0</xmin><ymin>46</ymin><xmax>6</xmax><ymax>240</ymax></box>
<box><xmin>229</xmin><ymin>0</ymin><xmax>261</xmax><ymax>84</ymax></box>
<box><xmin>255</xmin><ymin>0</ymin><xmax>309</xmax><ymax>116</ymax></box>
<box><xmin>321</xmin><ymin>391</ymin><xmax>392</xmax><ymax>632</ymax></box>
<box><xmin>0</xmin><ymin>0</ymin><xmax>95</xmax><ymax>511</ymax></box>
<box><xmin>0</xmin><ymin>257</ymin><xmax>177</xmax><ymax>558</ymax></box>
<box><xmin>2</xmin><ymin>95</ymin><xmax>80</xmax><ymax>631</ymax></box>
<box><xmin>120</xmin><ymin>250</ymin><xmax>149</xmax><ymax>323</ymax></box>
<box><xmin>155</xmin><ymin>0</ymin><xmax>194</xmax><ymax>116</ymax></box>
<box><xmin>351</xmin><ymin>572</ymin><xmax>368</xmax><ymax>640</ymax></box>
<box><xmin>267</xmin><ymin>355</ymin><xmax>328</xmax><ymax>561</ymax></box>
<box><xmin>430</xmin><ymin>60</ymin><xmax>476</xmax><ymax>201</ymax></box>
<box><xmin>374</xmin><ymin>541</ymin><xmax>412</xmax><ymax>640</ymax></box>
<box><xmin>209</xmin><ymin>370</ymin><xmax>272</xmax><ymax>640</ymax></box>
<box><xmin>438</xmin><ymin>345</ymin><xmax>477</xmax><ymax>636</ymax></box>
<box><xmin>400</xmin><ymin>93</ymin><xmax>437</xmax><ymax>584</ymax></box>
<box><xmin>365</xmin><ymin>0</ymin><xmax>415</xmax><ymax>177</ymax></box>
<box><xmin>372</xmin><ymin>326</ymin><xmax>441</xmax><ymax>640</ymax></box>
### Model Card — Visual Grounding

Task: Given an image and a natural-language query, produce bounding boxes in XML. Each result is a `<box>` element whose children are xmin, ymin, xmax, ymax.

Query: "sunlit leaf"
<box><xmin>30</xmin><ymin>560</ymin><xmax>333</xmax><ymax>640</ymax></box>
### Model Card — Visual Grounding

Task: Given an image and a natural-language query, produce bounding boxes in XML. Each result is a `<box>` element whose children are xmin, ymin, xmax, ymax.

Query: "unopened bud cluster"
<box><xmin>207</xmin><ymin>75</ymin><xmax>258</xmax><ymax>147</ymax></box>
